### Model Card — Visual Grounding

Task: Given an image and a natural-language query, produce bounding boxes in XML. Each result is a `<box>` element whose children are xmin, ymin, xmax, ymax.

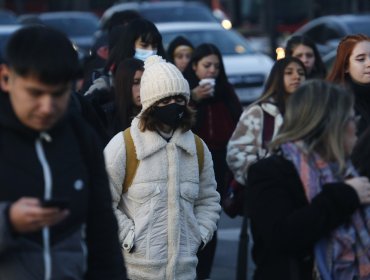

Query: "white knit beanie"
<box><xmin>140</xmin><ymin>55</ymin><xmax>190</xmax><ymax>111</ymax></box>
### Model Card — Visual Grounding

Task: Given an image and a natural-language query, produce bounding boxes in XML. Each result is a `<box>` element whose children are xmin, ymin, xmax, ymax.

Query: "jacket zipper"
<box><xmin>35</xmin><ymin>132</ymin><xmax>53</xmax><ymax>280</ymax></box>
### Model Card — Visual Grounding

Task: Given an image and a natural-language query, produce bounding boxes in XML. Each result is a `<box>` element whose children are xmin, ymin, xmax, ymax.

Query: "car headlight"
<box><xmin>222</xmin><ymin>19</ymin><xmax>232</xmax><ymax>30</ymax></box>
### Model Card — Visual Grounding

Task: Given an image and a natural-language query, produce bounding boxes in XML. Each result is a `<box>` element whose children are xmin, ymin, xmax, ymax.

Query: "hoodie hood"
<box><xmin>167</xmin><ymin>36</ymin><xmax>194</xmax><ymax>63</ymax></box>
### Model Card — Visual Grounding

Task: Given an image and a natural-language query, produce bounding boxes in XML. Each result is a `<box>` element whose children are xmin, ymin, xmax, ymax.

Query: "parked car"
<box><xmin>0</xmin><ymin>10</ymin><xmax>18</xmax><ymax>25</ymax></box>
<box><xmin>100</xmin><ymin>1</ymin><xmax>231</xmax><ymax>30</ymax></box>
<box><xmin>289</xmin><ymin>14</ymin><xmax>370</xmax><ymax>57</ymax></box>
<box><xmin>0</xmin><ymin>25</ymin><xmax>22</xmax><ymax>62</ymax></box>
<box><xmin>157</xmin><ymin>22</ymin><xmax>274</xmax><ymax>104</ymax></box>
<box><xmin>18</xmin><ymin>11</ymin><xmax>99</xmax><ymax>57</ymax></box>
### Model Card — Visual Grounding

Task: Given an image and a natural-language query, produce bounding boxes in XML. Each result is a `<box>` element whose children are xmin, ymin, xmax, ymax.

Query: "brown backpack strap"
<box><xmin>122</xmin><ymin>130</ymin><xmax>203</xmax><ymax>192</ymax></box>
<box><xmin>122</xmin><ymin>128</ymin><xmax>139</xmax><ymax>193</ymax></box>
<box><xmin>194</xmin><ymin>134</ymin><xmax>204</xmax><ymax>175</ymax></box>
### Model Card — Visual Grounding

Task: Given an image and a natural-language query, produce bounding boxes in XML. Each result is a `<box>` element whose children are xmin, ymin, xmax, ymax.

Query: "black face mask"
<box><xmin>152</xmin><ymin>103</ymin><xmax>186</xmax><ymax>129</ymax></box>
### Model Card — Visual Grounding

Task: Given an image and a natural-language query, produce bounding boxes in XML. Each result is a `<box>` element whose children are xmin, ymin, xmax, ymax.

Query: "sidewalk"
<box><xmin>210</xmin><ymin>213</ymin><xmax>255</xmax><ymax>280</ymax></box>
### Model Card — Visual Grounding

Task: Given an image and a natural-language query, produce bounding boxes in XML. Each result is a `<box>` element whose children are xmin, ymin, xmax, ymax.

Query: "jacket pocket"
<box><xmin>127</xmin><ymin>183</ymin><xmax>161</xmax><ymax>204</ymax></box>
<box><xmin>180</xmin><ymin>182</ymin><xmax>199</xmax><ymax>203</ymax></box>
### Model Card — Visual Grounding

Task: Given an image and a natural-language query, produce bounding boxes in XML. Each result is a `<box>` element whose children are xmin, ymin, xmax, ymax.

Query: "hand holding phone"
<box><xmin>9</xmin><ymin>197</ymin><xmax>69</xmax><ymax>233</ymax></box>
<box><xmin>41</xmin><ymin>198</ymin><xmax>70</xmax><ymax>209</ymax></box>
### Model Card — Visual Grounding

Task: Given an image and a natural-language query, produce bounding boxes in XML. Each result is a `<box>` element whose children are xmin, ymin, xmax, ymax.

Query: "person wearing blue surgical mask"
<box><xmin>83</xmin><ymin>18</ymin><xmax>166</xmax><ymax>96</ymax></box>
<box><xmin>134</xmin><ymin>36</ymin><xmax>158</xmax><ymax>61</ymax></box>
<box><xmin>83</xmin><ymin>18</ymin><xmax>166</xmax><ymax>136</ymax></box>
<box><xmin>106</xmin><ymin>18</ymin><xmax>166</xmax><ymax>71</ymax></box>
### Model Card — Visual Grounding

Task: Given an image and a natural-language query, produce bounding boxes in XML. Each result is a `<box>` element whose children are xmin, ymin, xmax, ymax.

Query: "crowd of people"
<box><xmin>0</xmin><ymin>11</ymin><xmax>370</xmax><ymax>280</ymax></box>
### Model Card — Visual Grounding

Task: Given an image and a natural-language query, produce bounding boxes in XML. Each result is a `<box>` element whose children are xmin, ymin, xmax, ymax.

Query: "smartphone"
<box><xmin>41</xmin><ymin>198</ymin><xmax>70</xmax><ymax>209</ymax></box>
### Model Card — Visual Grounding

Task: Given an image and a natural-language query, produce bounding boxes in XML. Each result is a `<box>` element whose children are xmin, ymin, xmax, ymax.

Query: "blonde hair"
<box><xmin>270</xmin><ymin>80</ymin><xmax>354</xmax><ymax>171</ymax></box>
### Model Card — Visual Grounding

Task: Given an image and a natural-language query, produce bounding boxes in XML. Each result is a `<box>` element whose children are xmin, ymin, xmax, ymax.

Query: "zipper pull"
<box><xmin>40</xmin><ymin>132</ymin><xmax>52</xmax><ymax>143</ymax></box>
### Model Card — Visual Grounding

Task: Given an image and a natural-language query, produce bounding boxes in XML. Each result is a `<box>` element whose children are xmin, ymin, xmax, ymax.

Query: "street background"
<box><xmin>211</xmin><ymin>212</ymin><xmax>254</xmax><ymax>280</ymax></box>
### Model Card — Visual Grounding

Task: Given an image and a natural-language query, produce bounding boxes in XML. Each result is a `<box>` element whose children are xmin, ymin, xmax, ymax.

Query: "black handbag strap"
<box><xmin>261</xmin><ymin>107</ymin><xmax>275</xmax><ymax>149</ymax></box>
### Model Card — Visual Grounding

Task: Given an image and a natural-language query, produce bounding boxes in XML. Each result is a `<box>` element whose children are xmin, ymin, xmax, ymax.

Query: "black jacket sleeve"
<box><xmin>72</xmin><ymin>117</ymin><xmax>127</xmax><ymax>280</ymax></box>
<box><xmin>246</xmin><ymin>155</ymin><xmax>360</xmax><ymax>255</ymax></box>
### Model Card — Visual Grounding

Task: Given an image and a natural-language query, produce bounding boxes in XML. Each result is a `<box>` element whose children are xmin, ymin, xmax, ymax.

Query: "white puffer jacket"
<box><xmin>104</xmin><ymin>117</ymin><xmax>221</xmax><ymax>280</ymax></box>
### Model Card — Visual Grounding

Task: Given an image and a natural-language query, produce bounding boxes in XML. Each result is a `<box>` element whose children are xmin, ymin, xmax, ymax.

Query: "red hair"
<box><xmin>327</xmin><ymin>34</ymin><xmax>370</xmax><ymax>84</ymax></box>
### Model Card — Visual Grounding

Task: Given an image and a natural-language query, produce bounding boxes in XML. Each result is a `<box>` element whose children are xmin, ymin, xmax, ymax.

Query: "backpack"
<box><xmin>121</xmin><ymin>128</ymin><xmax>204</xmax><ymax>193</ymax></box>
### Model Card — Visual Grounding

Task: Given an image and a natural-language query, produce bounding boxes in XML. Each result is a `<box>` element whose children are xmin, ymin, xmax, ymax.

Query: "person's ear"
<box><xmin>0</xmin><ymin>64</ymin><xmax>10</xmax><ymax>92</ymax></box>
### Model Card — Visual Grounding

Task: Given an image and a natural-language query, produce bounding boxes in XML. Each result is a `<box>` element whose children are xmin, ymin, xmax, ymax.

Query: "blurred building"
<box><xmin>4</xmin><ymin>0</ymin><xmax>370</xmax><ymax>28</ymax></box>
<box><xmin>227</xmin><ymin>0</ymin><xmax>370</xmax><ymax>33</ymax></box>
<box><xmin>2</xmin><ymin>0</ymin><xmax>114</xmax><ymax>15</ymax></box>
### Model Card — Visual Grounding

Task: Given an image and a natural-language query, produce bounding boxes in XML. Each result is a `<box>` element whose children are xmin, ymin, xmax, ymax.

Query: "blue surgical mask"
<box><xmin>134</xmin><ymin>48</ymin><xmax>157</xmax><ymax>61</ymax></box>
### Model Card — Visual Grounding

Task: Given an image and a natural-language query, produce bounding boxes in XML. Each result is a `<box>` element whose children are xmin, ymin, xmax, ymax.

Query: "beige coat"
<box><xmin>226</xmin><ymin>103</ymin><xmax>283</xmax><ymax>185</ymax></box>
<box><xmin>104</xmin><ymin>117</ymin><xmax>221</xmax><ymax>280</ymax></box>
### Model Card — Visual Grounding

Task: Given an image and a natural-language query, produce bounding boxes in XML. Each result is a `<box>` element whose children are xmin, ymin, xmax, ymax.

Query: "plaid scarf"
<box><xmin>281</xmin><ymin>141</ymin><xmax>370</xmax><ymax>280</ymax></box>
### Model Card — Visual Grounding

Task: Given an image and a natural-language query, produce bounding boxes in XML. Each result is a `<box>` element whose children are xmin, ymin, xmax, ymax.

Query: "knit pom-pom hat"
<box><xmin>140</xmin><ymin>55</ymin><xmax>190</xmax><ymax>112</ymax></box>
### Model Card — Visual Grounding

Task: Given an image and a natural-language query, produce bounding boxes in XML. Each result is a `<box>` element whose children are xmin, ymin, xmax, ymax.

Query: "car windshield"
<box><xmin>42</xmin><ymin>17</ymin><xmax>98</xmax><ymax>37</ymax></box>
<box><xmin>347</xmin><ymin>20</ymin><xmax>370</xmax><ymax>36</ymax></box>
<box><xmin>161</xmin><ymin>29</ymin><xmax>254</xmax><ymax>55</ymax></box>
<box><xmin>140</xmin><ymin>6</ymin><xmax>217</xmax><ymax>23</ymax></box>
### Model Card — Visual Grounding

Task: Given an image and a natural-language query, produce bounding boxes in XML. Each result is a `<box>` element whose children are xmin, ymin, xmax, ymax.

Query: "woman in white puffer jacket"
<box><xmin>104</xmin><ymin>55</ymin><xmax>221</xmax><ymax>280</ymax></box>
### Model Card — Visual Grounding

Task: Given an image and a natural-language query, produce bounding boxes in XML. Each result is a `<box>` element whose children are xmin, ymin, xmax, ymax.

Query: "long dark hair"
<box><xmin>257</xmin><ymin>57</ymin><xmax>306</xmax><ymax>115</ymax></box>
<box><xmin>183</xmin><ymin>43</ymin><xmax>242</xmax><ymax>129</ymax></box>
<box><xmin>113</xmin><ymin>58</ymin><xmax>144</xmax><ymax>132</ymax></box>
<box><xmin>105</xmin><ymin>18</ymin><xmax>166</xmax><ymax>74</ymax></box>
<box><xmin>183</xmin><ymin>43</ymin><xmax>231</xmax><ymax>100</ymax></box>
<box><xmin>285</xmin><ymin>35</ymin><xmax>326</xmax><ymax>79</ymax></box>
